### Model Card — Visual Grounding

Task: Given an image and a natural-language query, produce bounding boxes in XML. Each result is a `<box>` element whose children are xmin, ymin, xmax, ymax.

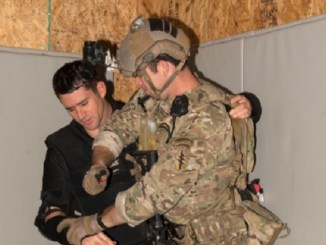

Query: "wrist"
<box><xmin>42</xmin><ymin>216</ymin><xmax>69</xmax><ymax>244</ymax></box>
<box><xmin>96</xmin><ymin>210</ymin><xmax>110</xmax><ymax>230</ymax></box>
<box><xmin>92</xmin><ymin>146</ymin><xmax>114</xmax><ymax>167</ymax></box>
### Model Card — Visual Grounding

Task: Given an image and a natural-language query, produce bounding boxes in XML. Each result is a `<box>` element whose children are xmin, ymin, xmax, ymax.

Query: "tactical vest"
<box><xmin>182</xmin><ymin>80</ymin><xmax>289</xmax><ymax>245</ymax></box>
<box><xmin>197</xmin><ymin>81</ymin><xmax>255</xmax><ymax>191</ymax></box>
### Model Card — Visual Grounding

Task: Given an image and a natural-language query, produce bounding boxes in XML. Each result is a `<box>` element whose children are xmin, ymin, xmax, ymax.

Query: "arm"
<box><xmin>83</xmin><ymin>93</ymin><xmax>143</xmax><ymax>195</ymax></box>
<box><xmin>36</xmin><ymin>147</ymin><xmax>115</xmax><ymax>245</ymax></box>
<box><xmin>34</xmin><ymin>148</ymin><xmax>71</xmax><ymax>244</ymax></box>
<box><xmin>81</xmin><ymin>145</ymin><xmax>114</xmax><ymax>195</ymax></box>
<box><xmin>56</xmin><ymin>205</ymin><xmax>125</xmax><ymax>245</ymax></box>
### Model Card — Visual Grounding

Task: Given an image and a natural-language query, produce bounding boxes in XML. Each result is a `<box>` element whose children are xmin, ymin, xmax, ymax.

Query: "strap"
<box><xmin>278</xmin><ymin>223</ymin><xmax>291</xmax><ymax>239</ymax></box>
<box><xmin>96</xmin><ymin>210</ymin><xmax>109</xmax><ymax>230</ymax></box>
<box><xmin>45</xmin><ymin>207</ymin><xmax>64</xmax><ymax>217</ymax></box>
<box><xmin>157</xmin><ymin>59</ymin><xmax>185</xmax><ymax>96</ymax></box>
<box><xmin>139</xmin><ymin>59</ymin><xmax>185</xmax><ymax>99</ymax></box>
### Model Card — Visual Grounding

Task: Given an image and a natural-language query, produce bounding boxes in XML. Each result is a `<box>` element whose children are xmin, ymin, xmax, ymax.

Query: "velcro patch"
<box><xmin>173</xmin><ymin>138</ymin><xmax>192</xmax><ymax>170</ymax></box>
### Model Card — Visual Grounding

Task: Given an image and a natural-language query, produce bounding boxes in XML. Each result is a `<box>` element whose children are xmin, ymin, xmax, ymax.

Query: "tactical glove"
<box><xmin>82</xmin><ymin>164</ymin><xmax>109</xmax><ymax>195</ymax></box>
<box><xmin>57</xmin><ymin>214</ymin><xmax>104</xmax><ymax>245</ymax></box>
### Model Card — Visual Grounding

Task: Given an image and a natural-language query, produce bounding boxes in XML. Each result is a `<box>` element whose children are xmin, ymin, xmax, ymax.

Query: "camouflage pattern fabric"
<box><xmin>242</xmin><ymin>200</ymin><xmax>290</xmax><ymax>244</ymax></box>
<box><xmin>94</xmin><ymin>79</ymin><xmax>288</xmax><ymax>244</ymax></box>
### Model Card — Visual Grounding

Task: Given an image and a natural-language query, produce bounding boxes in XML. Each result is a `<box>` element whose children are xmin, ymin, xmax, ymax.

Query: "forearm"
<box><xmin>35</xmin><ymin>205</ymin><xmax>69</xmax><ymax>244</ymax></box>
<box><xmin>55</xmin><ymin>205</ymin><xmax>126</xmax><ymax>245</ymax></box>
<box><xmin>44</xmin><ymin>206</ymin><xmax>66</xmax><ymax>222</ymax></box>
<box><xmin>91</xmin><ymin>145</ymin><xmax>115</xmax><ymax>167</ymax></box>
<box><xmin>93</xmin><ymin>96</ymin><xmax>143</xmax><ymax>162</ymax></box>
<box><xmin>36</xmin><ymin>148</ymin><xmax>71</xmax><ymax>243</ymax></box>
<box><xmin>100</xmin><ymin>205</ymin><xmax>127</xmax><ymax>229</ymax></box>
<box><xmin>84</xmin><ymin>145</ymin><xmax>117</xmax><ymax>195</ymax></box>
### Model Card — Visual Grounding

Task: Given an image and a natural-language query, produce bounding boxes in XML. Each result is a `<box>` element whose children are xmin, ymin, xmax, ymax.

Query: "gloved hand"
<box><xmin>229</xmin><ymin>94</ymin><xmax>252</xmax><ymax>119</ymax></box>
<box><xmin>82</xmin><ymin>164</ymin><xmax>109</xmax><ymax>195</ymax></box>
<box><xmin>57</xmin><ymin>214</ymin><xmax>104</xmax><ymax>245</ymax></box>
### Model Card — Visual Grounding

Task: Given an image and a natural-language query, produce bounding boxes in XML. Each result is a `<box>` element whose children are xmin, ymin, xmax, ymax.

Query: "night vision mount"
<box><xmin>82</xmin><ymin>40</ymin><xmax>118</xmax><ymax>72</ymax></box>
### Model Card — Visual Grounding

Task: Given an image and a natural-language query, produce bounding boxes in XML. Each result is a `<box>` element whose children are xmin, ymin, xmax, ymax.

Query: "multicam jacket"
<box><xmin>94</xmin><ymin>79</ymin><xmax>242</xmax><ymax>242</ymax></box>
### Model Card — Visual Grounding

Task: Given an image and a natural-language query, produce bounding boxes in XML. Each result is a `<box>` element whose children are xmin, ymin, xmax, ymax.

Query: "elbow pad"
<box><xmin>35</xmin><ymin>209</ymin><xmax>69</xmax><ymax>244</ymax></box>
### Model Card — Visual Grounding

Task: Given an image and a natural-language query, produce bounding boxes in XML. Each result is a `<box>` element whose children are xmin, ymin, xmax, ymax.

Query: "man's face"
<box><xmin>58</xmin><ymin>84</ymin><xmax>105</xmax><ymax>136</ymax></box>
<box><xmin>135</xmin><ymin>62</ymin><xmax>169</xmax><ymax>99</ymax></box>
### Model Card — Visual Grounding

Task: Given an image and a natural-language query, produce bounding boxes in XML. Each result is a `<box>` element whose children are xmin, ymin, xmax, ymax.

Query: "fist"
<box><xmin>82</xmin><ymin>164</ymin><xmax>110</xmax><ymax>195</ymax></box>
<box><xmin>229</xmin><ymin>94</ymin><xmax>252</xmax><ymax>119</ymax></box>
<box><xmin>57</xmin><ymin>215</ymin><xmax>102</xmax><ymax>245</ymax></box>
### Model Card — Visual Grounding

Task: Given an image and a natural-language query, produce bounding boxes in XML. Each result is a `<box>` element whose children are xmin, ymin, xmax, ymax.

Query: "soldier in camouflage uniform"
<box><xmin>57</xmin><ymin>17</ymin><xmax>260</xmax><ymax>245</ymax></box>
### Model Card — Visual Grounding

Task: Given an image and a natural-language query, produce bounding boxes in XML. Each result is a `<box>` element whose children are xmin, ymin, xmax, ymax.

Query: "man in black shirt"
<box><xmin>35</xmin><ymin>60</ymin><xmax>148</xmax><ymax>245</ymax></box>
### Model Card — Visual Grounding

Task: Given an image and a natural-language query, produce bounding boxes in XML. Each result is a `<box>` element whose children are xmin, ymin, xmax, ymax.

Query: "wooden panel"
<box><xmin>0</xmin><ymin>0</ymin><xmax>47</xmax><ymax>49</ymax></box>
<box><xmin>1</xmin><ymin>0</ymin><xmax>326</xmax><ymax>100</ymax></box>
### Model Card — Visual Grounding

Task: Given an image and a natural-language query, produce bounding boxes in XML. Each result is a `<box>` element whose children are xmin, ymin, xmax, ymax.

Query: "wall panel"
<box><xmin>195</xmin><ymin>14</ymin><xmax>326</xmax><ymax>245</ymax></box>
<box><xmin>0</xmin><ymin>47</ymin><xmax>78</xmax><ymax>244</ymax></box>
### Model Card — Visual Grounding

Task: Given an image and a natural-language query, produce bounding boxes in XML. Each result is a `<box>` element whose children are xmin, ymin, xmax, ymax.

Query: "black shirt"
<box><xmin>35</xmin><ymin>102</ymin><xmax>148</xmax><ymax>245</ymax></box>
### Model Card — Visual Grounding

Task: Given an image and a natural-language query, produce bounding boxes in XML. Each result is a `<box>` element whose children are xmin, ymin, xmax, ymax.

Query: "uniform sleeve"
<box><xmin>116</xmin><ymin>101</ymin><xmax>234</xmax><ymax>226</ymax></box>
<box><xmin>34</xmin><ymin>147</ymin><xmax>70</xmax><ymax>244</ymax></box>
<box><xmin>93</xmin><ymin>91</ymin><xmax>143</xmax><ymax>157</ymax></box>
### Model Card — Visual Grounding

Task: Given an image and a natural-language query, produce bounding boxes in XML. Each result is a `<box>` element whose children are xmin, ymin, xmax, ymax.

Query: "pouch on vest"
<box><xmin>191</xmin><ymin>82</ymin><xmax>290</xmax><ymax>244</ymax></box>
<box><xmin>198</xmin><ymin>84</ymin><xmax>256</xmax><ymax>191</ymax></box>
<box><xmin>189</xmin><ymin>207</ymin><xmax>248</xmax><ymax>244</ymax></box>
<box><xmin>224</xmin><ymin>93</ymin><xmax>255</xmax><ymax>191</ymax></box>
<box><xmin>224</xmin><ymin>93</ymin><xmax>290</xmax><ymax>244</ymax></box>
<box><xmin>241</xmin><ymin>200</ymin><xmax>290</xmax><ymax>245</ymax></box>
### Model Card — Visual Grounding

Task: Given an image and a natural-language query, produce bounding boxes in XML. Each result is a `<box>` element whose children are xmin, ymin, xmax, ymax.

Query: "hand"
<box><xmin>229</xmin><ymin>94</ymin><xmax>252</xmax><ymax>119</ymax></box>
<box><xmin>82</xmin><ymin>164</ymin><xmax>110</xmax><ymax>195</ymax></box>
<box><xmin>57</xmin><ymin>215</ymin><xmax>103</xmax><ymax>245</ymax></box>
<box><xmin>82</xmin><ymin>232</ymin><xmax>116</xmax><ymax>245</ymax></box>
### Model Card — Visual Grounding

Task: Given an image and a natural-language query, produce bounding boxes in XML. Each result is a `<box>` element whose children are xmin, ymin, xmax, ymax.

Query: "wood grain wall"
<box><xmin>1</xmin><ymin>0</ymin><xmax>326</xmax><ymax>101</ymax></box>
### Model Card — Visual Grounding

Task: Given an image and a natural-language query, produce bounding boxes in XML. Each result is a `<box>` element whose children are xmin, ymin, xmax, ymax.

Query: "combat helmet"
<box><xmin>117</xmin><ymin>16</ymin><xmax>191</xmax><ymax>77</ymax></box>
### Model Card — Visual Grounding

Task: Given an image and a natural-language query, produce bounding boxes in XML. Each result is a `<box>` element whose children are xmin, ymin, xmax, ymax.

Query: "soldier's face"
<box><xmin>58</xmin><ymin>84</ymin><xmax>106</xmax><ymax>137</ymax></box>
<box><xmin>135</xmin><ymin>62</ymin><xmax>169</xmax><ymax>99</ymax></box>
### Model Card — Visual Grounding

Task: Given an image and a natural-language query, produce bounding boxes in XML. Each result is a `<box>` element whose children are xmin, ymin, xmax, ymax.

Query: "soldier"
<box><xmin>57</xmin><ymin>17</ymin><xmax>262</xmax><ymax>244</ymax></box>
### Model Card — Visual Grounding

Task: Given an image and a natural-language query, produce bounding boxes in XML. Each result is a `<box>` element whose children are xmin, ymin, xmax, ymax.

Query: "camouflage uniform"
<box><xmin>94</xmin><ymin>79</ymin><xmax>248</xmax><ymax>244</ymax></box>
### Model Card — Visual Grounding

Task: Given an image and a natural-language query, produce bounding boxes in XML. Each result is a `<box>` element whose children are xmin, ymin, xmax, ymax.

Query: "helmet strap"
<box><xmin>139</xmin><ymin>60</ymin><xmax>186</xmax><ymax>99</ymax></box>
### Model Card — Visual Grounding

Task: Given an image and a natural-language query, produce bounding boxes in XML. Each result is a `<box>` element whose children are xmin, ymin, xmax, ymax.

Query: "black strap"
<box><xmin>238</xmin><ymin>189</ymin><xmax>253</xmax><ymax>201</ymax></box>
<box><xmin>96</xmin><ymin>210</ymin><xmax>109</xmax><ymax>230</ymax></box>
<box><xmin>45</xmin><ymin>207</ymin><xmax>64</xmax><ymax>217</ymax></box>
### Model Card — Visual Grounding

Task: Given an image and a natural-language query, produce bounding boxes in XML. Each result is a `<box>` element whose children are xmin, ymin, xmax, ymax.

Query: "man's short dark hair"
<box><xmin>52</xmin><ymin>60</ymin><xmax>99</xmax><ymax>97</ymax></box>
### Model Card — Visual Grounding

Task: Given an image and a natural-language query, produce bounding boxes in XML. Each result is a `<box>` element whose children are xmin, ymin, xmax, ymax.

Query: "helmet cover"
<box><xmin>117</xmin><ymin>16</ymin><xmax>190</xmax><ymax>77</ymax></box>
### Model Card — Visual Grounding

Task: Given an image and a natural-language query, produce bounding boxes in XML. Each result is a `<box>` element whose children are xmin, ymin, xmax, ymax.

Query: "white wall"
<box><xmin>195</xmin><ymin>14</ymin><xmax>326</xmax><ymax>245</ymax></box>
<box><xmin>0</xmin><ymin>47</ymin><xmax>78</xmax><ymax>244</ymax></box>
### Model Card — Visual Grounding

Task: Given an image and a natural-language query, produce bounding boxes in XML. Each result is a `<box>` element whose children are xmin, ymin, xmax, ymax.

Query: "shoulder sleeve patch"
<box><xmin>172</xmin><ymin>138</ymin><xmax>192</xmax><ymax>170</ymax></box>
